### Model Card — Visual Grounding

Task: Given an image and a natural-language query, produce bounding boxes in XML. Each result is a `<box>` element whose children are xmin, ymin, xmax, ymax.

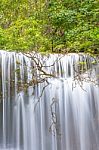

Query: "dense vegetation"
<box><xmin>0</xmin><ymin>0</ymin><xmax>99</xmax><ymax>54</ymax></box>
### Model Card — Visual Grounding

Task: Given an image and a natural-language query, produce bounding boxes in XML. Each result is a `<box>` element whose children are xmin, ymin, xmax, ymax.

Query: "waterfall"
<box><xmin>0</xmin><ymin>50</ymin><xmax>99</xmax><ymax>150</ymax></box>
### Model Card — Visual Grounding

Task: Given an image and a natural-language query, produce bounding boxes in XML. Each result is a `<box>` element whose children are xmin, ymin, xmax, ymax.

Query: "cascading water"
<box><xmin>0</xmin><ymin>50</ymin><xmax>99</xmax><ymax>150</ymax></box>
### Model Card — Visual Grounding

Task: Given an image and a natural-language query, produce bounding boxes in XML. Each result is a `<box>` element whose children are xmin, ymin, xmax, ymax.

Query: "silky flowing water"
<box><xmin>0</xmin><ymin>50</ymin><xmax>99</xmax><ymax>150</ymax></box>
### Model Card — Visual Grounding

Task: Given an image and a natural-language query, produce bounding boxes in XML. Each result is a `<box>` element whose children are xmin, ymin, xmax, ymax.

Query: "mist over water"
<box><xmin>0</xmin><ymin>50</ymin><xmax>99</xmax><ymax>150</ymax></box>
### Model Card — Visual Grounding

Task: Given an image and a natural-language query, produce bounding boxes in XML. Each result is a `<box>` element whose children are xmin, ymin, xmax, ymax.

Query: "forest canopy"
<box><xmin>0</xmin><ymin>0</ymin><xmax>99</xmax><ymax>54</ymax></box>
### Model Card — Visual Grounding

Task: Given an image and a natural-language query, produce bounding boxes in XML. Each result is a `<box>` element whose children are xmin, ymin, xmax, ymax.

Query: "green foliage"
<box><xmin>48</xmin><ymin>0</ymin><xmax>99</xmax><ymax>54</ymax></box>
<box><xmin>0</xmin><ymin>0</ymin><xmax>99</xmax><ymax>54</ymax></box>
<box><xmin>0</xmin><ymin>0</ymin><xmax>51</xmax><ymax>52</ymax></box>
